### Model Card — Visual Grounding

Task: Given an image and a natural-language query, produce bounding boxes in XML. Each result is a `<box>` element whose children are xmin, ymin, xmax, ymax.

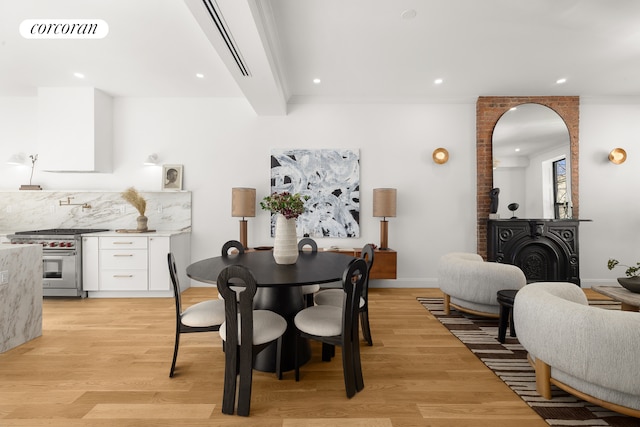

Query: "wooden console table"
<box><xmin>325</xmin><ymin>248</ymin><xmax>397</xmax><ymax>280</ymax></box>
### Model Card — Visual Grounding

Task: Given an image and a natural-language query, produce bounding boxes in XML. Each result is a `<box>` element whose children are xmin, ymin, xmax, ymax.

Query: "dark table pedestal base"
<box><xmin>253</xmin><ymin>286</ymin><xmax>311</xmax><ymax>372</ymax></box>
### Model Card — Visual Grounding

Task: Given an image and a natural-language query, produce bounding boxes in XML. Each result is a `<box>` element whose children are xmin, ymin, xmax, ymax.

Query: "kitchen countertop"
<box><xmin>85</xmin><ymin>229</ymin><xmax>190</xmax><ymax>237</ymax></box>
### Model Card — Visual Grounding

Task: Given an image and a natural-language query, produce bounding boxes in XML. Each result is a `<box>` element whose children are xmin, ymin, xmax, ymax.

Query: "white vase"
<box><xmin>273</xmin><ymin>214</ymin><xmax>299</xmax><ymax>265</ymax></box>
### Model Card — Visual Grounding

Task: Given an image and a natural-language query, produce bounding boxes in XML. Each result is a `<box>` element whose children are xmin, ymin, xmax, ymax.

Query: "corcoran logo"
<box><xmin>20</xmin><ymin>19</ymin><xmax>109</xmax><ymax>39</ymax></box>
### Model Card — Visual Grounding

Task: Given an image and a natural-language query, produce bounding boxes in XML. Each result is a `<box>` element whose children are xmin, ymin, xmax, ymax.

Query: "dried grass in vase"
<box><xmin>121</xmin><ymin>187</ymin><xmax>147</xmax><ymax>216</ymax></box>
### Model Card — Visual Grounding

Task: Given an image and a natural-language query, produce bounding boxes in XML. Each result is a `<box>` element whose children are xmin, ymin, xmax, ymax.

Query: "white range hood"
<box><xmin>37</xmin><ymin>87</ymin><xmax>112</xmax><ymax>172</ymax></box>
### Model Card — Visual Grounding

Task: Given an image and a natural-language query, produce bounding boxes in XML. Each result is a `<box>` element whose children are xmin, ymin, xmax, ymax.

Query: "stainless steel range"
<box><xmin>7</xmin><ymin>228</ymin><xmax>109</xmax><ymax>297</ymax></box>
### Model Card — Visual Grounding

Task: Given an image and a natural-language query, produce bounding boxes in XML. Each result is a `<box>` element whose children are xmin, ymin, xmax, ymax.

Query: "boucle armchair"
<box><xmin>437</xmin><ymin>252</ymin><xmax>526</xmax><ymax>317</ymax></box>
<box><xmin>514</xmin><ymin>282</ymin><xmax>640</xmax><ymax>417</ymax></box>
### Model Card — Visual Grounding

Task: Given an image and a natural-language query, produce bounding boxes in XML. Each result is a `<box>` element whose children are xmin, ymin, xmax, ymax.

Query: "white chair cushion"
<box><xmin>301</xmin><ymin>284</ymin><xmax>320</xmax><ymax>295</ymax></box>
<box><xmin>181</xmin><ymin>299</ymin><xmax>226</xmax><ymax>327</ymax></box>
<box><xmin>217</xmin><ymin>285</ymin><xmax>245</xmax><ymax>300</ymax></box>
<box><xmin>314</xmin><ymin>289</ymin><xmax>364</xmax><ymax>308</ymax></box>
<box><xmin>219</xmin><ymin>310</ymin><xmax>287</xmax><ymax>346</ymax></box>
<box><xmin>294</xmin><ymin>305</ymin><xmax>342</xmax><ymax>337</ymax></box>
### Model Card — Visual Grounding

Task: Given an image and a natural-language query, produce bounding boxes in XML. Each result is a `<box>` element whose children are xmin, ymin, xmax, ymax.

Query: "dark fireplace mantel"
<box><xmin>487</xmin><ymin>219</ymin><xmax>581</xmax><ymax>286</ymax></box>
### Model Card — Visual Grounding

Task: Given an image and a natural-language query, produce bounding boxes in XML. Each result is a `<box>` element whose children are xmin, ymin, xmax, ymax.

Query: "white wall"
<box><xmin>579</xmin><ymin>100</ymin><xmax>640</xmax><ymax>286</ymax></box>
<box><xmin>1</xmin><ymin>95</ymin><xmax>638</xmax><ymax>288</ymax></box>
<box><xmin>0</xmin><ymin>97</ymin><xmax>477</xmax><ymax>287</ymax></box>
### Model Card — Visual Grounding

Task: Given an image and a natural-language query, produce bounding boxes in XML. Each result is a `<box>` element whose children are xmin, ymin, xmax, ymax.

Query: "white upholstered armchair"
<box><xmin>437</xmin><ymin>252</ymin><xmax>526</xmax><ymax>317</ymax></box>
<box><xmin>514</xmin><ymin>282</ymin><xmax>640</xmax><ymax>417</ymax></box>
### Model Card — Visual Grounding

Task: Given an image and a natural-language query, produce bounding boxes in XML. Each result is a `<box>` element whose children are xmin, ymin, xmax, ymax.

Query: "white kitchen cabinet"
<box><xmin>148</xmin><ymin>233</ymin><xmax>190</xmax><ymax>292</ymax></box>
<box><xmin>83</xmin><ymin>232</ymin><xmax>190</xmax><ymax>297</ymax></box>
<box><xmin>99</xmin><ymin>236</ymin><xmax>147</xmax><ymax>291</ymax></box>
<box><xmin>37</xmin><ymin>87</ymin><xmax>112</xmax><ymax>172</ymax></box>
<box><xmin>82</xmin><ymin>236</ymin><xmax>99</xmax><ymax>291</ymax></box>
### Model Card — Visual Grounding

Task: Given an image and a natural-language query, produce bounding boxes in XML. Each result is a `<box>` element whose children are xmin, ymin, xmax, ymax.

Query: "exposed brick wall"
<box><xmin>476</xmin><ymin>96</ymin><xmax>579</xmax><ymax>259</ymax></box>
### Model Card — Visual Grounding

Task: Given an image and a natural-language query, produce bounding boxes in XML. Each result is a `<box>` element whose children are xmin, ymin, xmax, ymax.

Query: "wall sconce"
<box><xmin>144</xmin><ymin>153</ymin><xmax>160</xmax><ymax>165</ymax></box>
<box><xmin>608</xmin><ymin>148</ymin><xmax>626</xmax><ymax>165</ymax></box>
<box><xmin>7</xmin><ymin>153</ymin><xmax>27</xmax><ymax>165</ymax></box>
<box><xmin>432</xmin><ymin>148</ymin><xmax>449</xmax><ymax>164</ymax></box>
<box><xmin>373</xmin><ymin>188</ymin><xmax>397</xmax><ymax>250</ymax></box>
<box><xmin>231</xmin><ymin>187</ymin><xmax>256</xmax><ymax>249</ymax></box>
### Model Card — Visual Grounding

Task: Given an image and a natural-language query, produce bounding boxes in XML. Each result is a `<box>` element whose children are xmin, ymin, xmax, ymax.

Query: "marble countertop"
<box><xmin>1</xmin><ymin>229</ymin><xmax>190</xmax><ymax>237</ymax></box>
<box><xmin>86</xmin><ymin>229</ymin><xmax>190</xmax><ymax>237</ymax></box>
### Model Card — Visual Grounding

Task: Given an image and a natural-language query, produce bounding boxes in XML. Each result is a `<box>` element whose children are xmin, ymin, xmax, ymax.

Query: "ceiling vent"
<box><xmin>201</xmin><ymin>0</ymin><xmax>250</xmax><ymax>76</ymax></box>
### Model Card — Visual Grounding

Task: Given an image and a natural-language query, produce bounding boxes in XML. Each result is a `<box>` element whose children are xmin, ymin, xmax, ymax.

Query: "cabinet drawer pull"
<box><xmin>113</xmin><ymin>241</ymin><xmax>134</xmax><ymax>245</ymax></box>
<box><xmin>113</xmin><ymin>274</ymin><xmax>134</xmax><ymax>278</ymax></box>
<box><xmin>113</xmin><ymin>254</ymin><xmax>134</xmax><ymax>257</ymax></box>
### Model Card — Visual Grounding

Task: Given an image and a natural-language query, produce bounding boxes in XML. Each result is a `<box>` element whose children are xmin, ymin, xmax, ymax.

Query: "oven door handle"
<box><xmin>43</xmin><ymin>251</ymin><xmax>77</xmax><ymax>257</ymax></box>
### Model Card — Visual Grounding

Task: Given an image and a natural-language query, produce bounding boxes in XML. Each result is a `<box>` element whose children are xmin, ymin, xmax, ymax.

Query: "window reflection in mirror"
<box><xmin>492</xmin><ymin>103</ymin><xmax>571</xmax><ymax>219</ymax></box>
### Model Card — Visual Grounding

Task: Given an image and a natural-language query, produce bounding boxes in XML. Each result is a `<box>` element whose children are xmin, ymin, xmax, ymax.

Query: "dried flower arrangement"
<box><xmin>121</xmin><ymin>187</ymin><xmax>147</xmax><ymax>216</ymax></box>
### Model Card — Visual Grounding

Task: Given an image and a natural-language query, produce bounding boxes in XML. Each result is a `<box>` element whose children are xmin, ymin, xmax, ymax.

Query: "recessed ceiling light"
<box><xmin>73</xmin><ymin>72</ymin><xmax>85</xmax><ymax>79</ymax></box>
<box><xmin>313</xmin><ymin>78</ymin><xmax>321</xmax><ymax>84</ymax></box>
<box><xmin>515</xmin><ymin>148</ymin><xmax>521</xmax><ymax>152</ymax></box>
<box><xmin>434</xmin><ymin>78</ymin><xmax>443</xmax><ymax>85</ymax></box>
<box><xmin>196</xmin><ymin>73</ymin><xmax>204</xmax><ymax>78</ymax></box>
<box><xmin>556</xmin><ymin>78</ymin><xmax>567</xmax><ymax>84</ymax></box>
<box><xmin>401</xmin><ymin>9</ymin><xmax>417</xmax><ymax>20</ymax></box>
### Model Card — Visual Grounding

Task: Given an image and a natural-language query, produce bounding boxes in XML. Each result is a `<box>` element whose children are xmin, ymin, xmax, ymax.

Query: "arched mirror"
<box><xmin>492</xmin><ymin>103</ymin><xmax>571</xmax><ymax>219</ymax></box>
<box><xmin>475</xmin><ymin>96</ymin><xmax>579</xmax><ymax>259</ymax></box>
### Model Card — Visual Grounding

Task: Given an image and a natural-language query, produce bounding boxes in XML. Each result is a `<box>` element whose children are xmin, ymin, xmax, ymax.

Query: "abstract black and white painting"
<box><xmin>269</xmin><ymin>149</ymin><xmax>360</xmax><ymax>238</ymax></box>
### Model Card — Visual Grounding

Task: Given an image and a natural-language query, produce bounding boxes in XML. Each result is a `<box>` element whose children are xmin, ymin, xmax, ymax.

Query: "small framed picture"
<box><xmin>162</xmin><ymin>164</ymin><xmax>183</xmax><ymax>190</ymax></box>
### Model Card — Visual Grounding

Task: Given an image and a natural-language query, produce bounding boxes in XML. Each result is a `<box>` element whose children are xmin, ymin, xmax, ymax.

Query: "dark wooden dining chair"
<box><xmin>293</xmin><ymin>257</ymin><xmax>367</xmax><ymax>398</ymax></box>
<box><xmin>314</xmin><ymin>244</ymin><xmax>375</xmax><ymax>345</ymax></box>
<box><xmin>218</xmin><ymin>240</ymin><xmax>246</xmax><ymax>300</ymax></box>
<box><xmin>222</xmin><ymin>239</ymin><xmax>245</xmax><ymax>255</ymax></box>
<box><xmin>297</xmin><ymin>237</ymin><xmax>321</xmax><ymax>307</ymax></box>
<box><xmin>168</xmin><ymin>252</ymin><xmax>225</xmax><ymax>378</ymax></box>
<box><xmin>217</xmin><ymin>264</ymin><xmax>287</xmax><ymax>416</ymax></box>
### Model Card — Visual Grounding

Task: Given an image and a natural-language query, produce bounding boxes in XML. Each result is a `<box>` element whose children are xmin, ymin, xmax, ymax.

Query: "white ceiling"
<box><xmin>2</xmin><ymin>0</ymin><xmax>640</xmax><ymax>115</ymax></box>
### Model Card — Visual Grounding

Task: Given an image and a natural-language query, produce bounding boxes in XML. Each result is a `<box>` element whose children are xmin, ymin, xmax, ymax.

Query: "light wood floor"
<box><xmin>0</xmin><ymin>288</ymin><xmax>606</xmax><ymax>426</ymax></box>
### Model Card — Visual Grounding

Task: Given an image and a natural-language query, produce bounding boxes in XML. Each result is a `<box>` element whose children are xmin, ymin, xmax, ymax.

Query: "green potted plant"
<box><xmin>260</xmin><ymin>192</ymin><xmax>309</xmax><ymax>264</ymax></box>
<box><xmin>607</xmin><ymin>258</ymin><xmax>640</xmax><ymax>293</ymax></box>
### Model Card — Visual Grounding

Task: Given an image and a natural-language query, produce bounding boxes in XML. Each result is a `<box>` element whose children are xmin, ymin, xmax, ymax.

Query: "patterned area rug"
<box><xmin>418</xmin><ymin>297</ymin><xmax>638</xmax><ymax>427</ymax></box>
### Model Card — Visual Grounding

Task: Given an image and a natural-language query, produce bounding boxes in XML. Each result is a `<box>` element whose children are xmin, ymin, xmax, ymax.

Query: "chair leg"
<box><xmin>352</xmin><ymin>336</ymin><xmax>364</xmax><ymax>392</ymax></box>
<box><xmin>169</xmin><ymin>330</ymin><xmax>180</xmax><ymax>378</ymax></box>
<box><xmin>294</xmin><ymin>332</ymin><xmax>301</xmax><ymax>382</ymax></box>
<box><xmin>275</xmin><ymin>336</ymin><xmax>283</xmax><ymax>380</ymax></box>
<box><xmin>341</xmin><ymin>340</ymin><xmax>356</xmax><ymax>398</ymax></box>
<box><xmin>321</xmin><ymin>343</ymin><xmax>334</xmax><ymax>361</ymax></box>
<box><xmin>443</xmin><ymin>293</ymin><xmax>451</xmax><ymax>315</ymax></box>
<box><xmin>221</xmin><ymin>344</ymin><xmax>238</xmax><ymax>415</ymax></box>
<box><xmin>236</xmin><ymin>345</ymin><xmax>253</xmax><ymax>417</ymax></box>
<box><xmin>360</xmin><ymin>308</ymin><xmax>373</xmax><ymax>346</ymax></box>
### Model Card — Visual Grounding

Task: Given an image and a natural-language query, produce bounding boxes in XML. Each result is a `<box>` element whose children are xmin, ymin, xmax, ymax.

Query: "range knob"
<box><xmin>49</xmin><ymin>242</ymin><xmax>58</xmax><ymax>247</ymax></box>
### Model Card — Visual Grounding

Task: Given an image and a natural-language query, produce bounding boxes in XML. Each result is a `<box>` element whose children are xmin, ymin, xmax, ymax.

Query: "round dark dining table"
<box><xmin>186</xmin><ymin>250</ymin><xmax>356</xmax><ymax>372</ymax></box>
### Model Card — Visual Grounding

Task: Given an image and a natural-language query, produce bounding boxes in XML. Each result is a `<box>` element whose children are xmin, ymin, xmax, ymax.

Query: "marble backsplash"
<box><xmin>0</xmin><ymin>191</ymin><xmax>191</xmax><ymax>232</ymax></box>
